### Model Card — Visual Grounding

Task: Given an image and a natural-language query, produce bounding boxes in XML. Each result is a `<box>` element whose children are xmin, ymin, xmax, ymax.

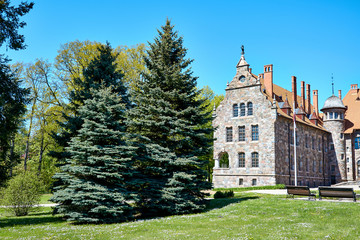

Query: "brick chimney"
<box><xmin>306</xmin><ymin>84</ymin><xmax>311</xmax><ymax>114</ymax></box>
<box><xmin>338</xmin><ymin>90</ymin><xmax>342</xmax><ymax>100</ymax></box>
<box><xmin>301</xmin><ymin>81</ymin><xmax>305</xmax><ymax>109</ymax></box>
<box><xmin>292</xmin><ymin>76</ymin><xmax>298</xmax><ymax>109</ymax></box>
<box><xmin>264</xmin><ymin>64</ymin><xmax>273</xmax><ymax>98</ymax></box>
<box><xmin>313</xmin><ymin>90</ymin><xmax>319</xmax><ymax>116</ymax></box>
<box><xmin>351</xmin><ymin>84</ymin><xmax>358</xmax><ymax>90</ymax></box>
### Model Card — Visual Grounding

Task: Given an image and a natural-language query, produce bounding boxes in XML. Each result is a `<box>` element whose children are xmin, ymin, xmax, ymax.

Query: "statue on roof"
<box><xmin>241</xmin><ymin>45</ymin><xmax>245</xmax><ymax>55</ymax></box>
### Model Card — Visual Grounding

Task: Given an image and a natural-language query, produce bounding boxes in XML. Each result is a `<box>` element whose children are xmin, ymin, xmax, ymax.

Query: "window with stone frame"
<box><xmin>325</xmin><ymin>139</ymin><xmax>328</xmax><ymax>152</ymax></box>
<box><xmin>318</xmin><ymin>138</ymin><xmax>321</xmax><ymax>151</ymax></box>
<box><xmin>226</xmin><ymin>127</ymin><xmax>233</xmax><ymax>142</ymax></box>
<box><xmin>251</xmin><ymin>125</ymin><xmax>259</xmax><ymax>141</ymax></box>
<box><xmin>233</xmin><ymin>104</ymin><xmax>238</xmax><ymax>117</ymax></box>
<box><xmin>305</xmin><ymin>135</ymin><xmax>309</xmax><ymax>148</ymax></box>
<box><xmin>251</xmin><ymin>152</ymin><xmax>259</xmax><ymax>167</ymax></box>
<box><xmin>252</xmin><ymin>179</ymin><xmax>257</xmax><ymax>186</ymax></box>
<box><xmin>313</xmin><ymin>160</ymin><xmax>316</xmax><ymax>172</ymax></box>
<box><xmin>239</xmin><ymin>178</ymin><xmax>243</xmax><ymax>185</ymax></box>
<box><xmin>312</xmin><ymin>137</ymin><xmax>315</xmax><ymax>150</ymax></box>
<box><xmin>329</xmin><ymin>112</ymin><xmax>334</xmax><ymax>119</ymax></box>
<box><xmin>240</xmin><ymin>103</ymin><xmax>246</xmax><ymax>116</ymax></box>
<box><xmin>238</xmin><ymin>126</ymin><xmax>245</xmax><ymax>141</ymax></box>
<box><xmin>319</xmin><ymin>160</ymin><xmax>322</xmax><ymax>173</ymax></box>
<box><xmin>355</xmin><ymin>136</ymin><xmax>360</xmax><ymax>149</ymax></box>
<box><xmin>299</xmin><ymin>159</ymin><xmax>302</xmax><ymax>171</ymax></box>
<box><xmin>238</xmin><ymin>152</ymin><xmax>245</xmax><ymax>168</ymax></box>
<box><xmin>296</xmin><ymin>132</ymin><xmax>299</xmax><ymax>146</ymax></box>
<box><xmin>290</xmin><ymin>155</ymin><xmax>294</xmax><ymax>170</ymax></box>
<box><xmin>306</xmin><ymin>158</ymin><xmax>309</xmax><ymax>172</ymax></box>
<box><xmin>247</xmin><ymin>102</ymin><xmax>253</xmax><ymax>116</ymax></box>
<box><xmin>290</xmin><ymin>131</ymin><xmax>294</xmax><ymax>145</ymax></box>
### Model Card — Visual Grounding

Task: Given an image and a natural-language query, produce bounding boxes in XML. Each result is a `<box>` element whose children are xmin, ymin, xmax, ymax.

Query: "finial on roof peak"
<box><xmin>331</xmin><ymin>73</ymin><xmax>334</xmax><ymax>96</ymax></box>
<box><xmin>241</xmin><ymin>45</ymin><xmax>245</xmax><ymax>55</ymax></box>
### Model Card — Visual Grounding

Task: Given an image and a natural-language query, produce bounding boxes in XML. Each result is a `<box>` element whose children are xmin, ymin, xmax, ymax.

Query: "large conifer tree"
<box><xmin>50</xmin><ymin>43</ymin><xmax>129</xmax><ymax>166</ymax></box>
<box><xmin>129</xmin><ymin>19</ymin><xmax>212</xmax><ymax>216</ymax></box>
<box><xmin>51</xmin><ymin>86</ymin><xmax>135</xmax><ymax>223</ymax></box>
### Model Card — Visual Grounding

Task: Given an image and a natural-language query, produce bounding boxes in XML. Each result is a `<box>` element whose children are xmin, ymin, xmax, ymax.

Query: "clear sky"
<box><xmin>3</xmin><ymin>0</ymin><xmax>360</xmax><ymax>107</ymax></box>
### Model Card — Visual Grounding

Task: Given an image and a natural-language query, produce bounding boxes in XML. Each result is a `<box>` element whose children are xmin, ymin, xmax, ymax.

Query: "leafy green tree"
<box><xmin>51</xmin><ymin>86</ymin><xmax>136</xmax><ymax>223</ymax></box>
<box><xmin>197</xmin><ymin>86</ymin><xmax>224</xmax><ymax>182</ymax></box>
<box><xmin>1</xmin><ymin>171</ymin><xmax>41</xmax><ymax>216</ymax></box>
<box><xmin>129</xmin><ymin>19</ymin><xmax>212</xmax><ymax>216</ymax></box>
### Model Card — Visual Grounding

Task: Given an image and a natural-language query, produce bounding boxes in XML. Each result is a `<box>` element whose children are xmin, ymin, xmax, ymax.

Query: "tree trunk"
<box><xmin>38</xmin><ymin>129</ymin><xmax>45</xmax><ymax>175</ymax></box>
<box><xmin>24</xmin><ymin>98</ymin><xmax>36</xmax><ymax>171</ymax></box>
<box><xmin>9</xmin><ymin>137</ymin><xmax>15</xmax><ymax>177</ymax></box>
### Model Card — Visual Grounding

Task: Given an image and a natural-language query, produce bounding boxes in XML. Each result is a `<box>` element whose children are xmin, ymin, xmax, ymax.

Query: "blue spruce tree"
<box><xmin>129</xmin><ymin>19</ymin><xmax>212</xmax><ymax>216</ymax></box>
<box><xmin>51</xmin><ymin>86</ymin><xmax>136</xmax><ymax>223</ymax></box>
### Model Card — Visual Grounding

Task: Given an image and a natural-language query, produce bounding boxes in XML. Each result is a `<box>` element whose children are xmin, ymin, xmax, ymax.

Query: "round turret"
<box><xmin>321</xmin><ymin>94</ymin><xmax>346</xmax><ymax>182</ymax></box>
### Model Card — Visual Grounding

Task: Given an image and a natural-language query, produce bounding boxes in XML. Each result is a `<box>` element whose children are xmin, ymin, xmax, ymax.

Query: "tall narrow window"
<box><xmin>251</xmin><ymin>152</ymin><xmax>259</xmax><ymax>167</ymax></box>
<box><xmin>252</xmin><ymin>179</ymin><xmax>257</xmax><ymax>186</ymax></box>
<box><xmin>226</xmin><ymin>127</ymin><xmax>233</xmax><ymax>142</ymax></box>
<box><xmin>335</xmin><ymin>112</ymin><xmax>339</xmax><ymax>119</ymax></box>
<box><xmin>238</xmin><ymin>126</ymin><xmax>245</xmax><ymax>141</ymax></box>
<box><xmin>306</xmin><ymin>158</ymin><xmax>309</xmax><ymax>172</ymax></box>
<box><xmin>240</xmin><ymin>103</ymin><xmax>246</xmax><ymax>116</ymax></box>
<box><xmin>355</xmin><ymin>137</ymin><xmax>360</xmax><ymax>149</ymax></box>
<box><xmin>238</xmin><ymin>152</ymin><xmax>245</xmax><ymax>168</ymax></box>
<box><xmin>233</xmin><ymin>104</ymin><xmax>238</xmax><ymax>117</ymax></box>
<box><xmin>329</xmin><ymin>112</ymin><xmax>333</xmax><ymax>119</ymax></box>
<box><xmin>305</xmin><ymin>135</ymin><xmax>308</xmax><ymax>148</ymax></box>
<box><xmin>290</xmin><ymin>131</ymin><xmax>294</xmax><ymax>145</ymax></box>
<box><xmin>251</xmin><ymin>125</ymin><xmax>259</xmax><ymax>141</ymax></box>
<box><xmin>312</xmin><ymin>137</ymin><xmax>315</xmax><ymax>149</ymax></box>
<box><xmin>318</xmin><ymin>138</ymin><xmax>321</xmax><ymax>151</ymax></box>
<box><xmin>296</xmin><ymin>132</ymin><xmax>299</xmax><ymax>146</ymax></box>
<box><xmin>313</xmin><ymin>160</ymin><xmax>316</xmax><ymax>172</ymax></box>
<box><xmin>247</xmin><ymin>102</ymin><xmax>253</xmax><ymax>116</ymax></box>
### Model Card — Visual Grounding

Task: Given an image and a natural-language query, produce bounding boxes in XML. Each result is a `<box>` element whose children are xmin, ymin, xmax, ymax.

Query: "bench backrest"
<box><xmin>318</xmin><ymin>187</ymin><xmax>355</xmax><ymax>198</ymax></box>
<box><xmin>286</xmin><ymin>185</ymin><xmax>311</xmax><ymax>196</ymax></box>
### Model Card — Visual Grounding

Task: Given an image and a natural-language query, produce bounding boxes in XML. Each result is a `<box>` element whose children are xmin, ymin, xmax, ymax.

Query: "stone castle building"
<box><xmin>212</xmin><ymin>49</ymin><xmax>360</xmax><ymax>188</ymax></box>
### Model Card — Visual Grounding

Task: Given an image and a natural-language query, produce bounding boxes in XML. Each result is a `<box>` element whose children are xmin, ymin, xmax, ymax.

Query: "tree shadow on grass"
<box><xmin>0</xmin><ymin>210</ymin><xmax>64</xmax><ymax>228</ymax></box>
<box><xmin>204</xmin><ymin>196</ymin><xmax>259</xmax><ymax>212</ymax></box>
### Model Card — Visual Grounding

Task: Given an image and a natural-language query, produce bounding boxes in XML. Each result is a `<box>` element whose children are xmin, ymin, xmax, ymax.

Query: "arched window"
<box><xmin>238</xmin><ymin>152</ymin><xmax>245</xmax><ymax>168</ymax></box>
<box><xmin>240</xmin><ymin>103</ymin><xmax>245</xmax><ymax>116</ymax></box>
<box><xmin>233</xmin><ymin>104</ymin><xmax>238</xmax><ymax>117</ymax></box>
<box><xmin>219</xmin><ymin>152</ymin><xmax>229</xmax><ymax>168</ymax></box>
<box><xmin>251</xmin><ymin>152</ymin><xmax>259</xmax><ymax>167</ymax></box>
<box><xmin>247</xmin><ymin>102</ymin><xmax>253</xmax><ymax>116</ymax></box>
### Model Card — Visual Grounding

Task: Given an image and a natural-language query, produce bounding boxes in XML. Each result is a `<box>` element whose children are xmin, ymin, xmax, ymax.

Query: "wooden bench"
<box><xmin>318</xmin><ymin>187</ymin><xmax>357</xmax><ymax>202</ymax></box>
<box><xmin>286</xmin><ymin>185</ymin><xmax>316</xmax><ymax>200</ymax></box>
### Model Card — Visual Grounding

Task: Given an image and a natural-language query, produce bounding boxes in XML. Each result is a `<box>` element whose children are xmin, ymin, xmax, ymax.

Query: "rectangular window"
<box><xmin>306</xmin><ymin>159</ymin><xmax>309</xmax><ymax>172</ymax></box>
<box><xmin>299</xmin><ymin>160</ymin><xmax>302</xmax><ymax>171</ymax></box>
<box><xmin>313</xmin><ymin>160</ymin><xmax>316</xmax><ymax>172</ymax></box>
<box><xmin>290</xmin><ymin>131</ymin><xmax>294</xmax><ymax>145</ymax></box>
<box><xmin>233</xmin><ymin>104</ymin><xmax>238</xmax><ymax>117</ymax></box>
<box><xmin>290</xmin><ymin>155</ymin><xmax>294</xmax><ymax>170</ymax></box>
<box><xmin>312</xmin><ymin>137</ymin><xmax>315</xmax><ymax>150</ymax></box>
<box><xmin>355</xmin><ymin>137</ymin><xmax>360</xmax><ymax>149</ymax></box>
<box><xmin>226</xmin><ymin>127</ymin><xmax>233</xmax><ymax>142</ymax></box>
<box><xmin>238</xmin><ymin>153</ymin><xmax>245</xmax><ymax>168</ymax></box>
<box><xmin>251</xmin><ymin>125</ymin><xmax>259</xmax><ymax>141</ymax></box>
<box><xmin>240</xmin><ymin>103</ymin><xmax>245</xmax><ymax>116</ymax></box>
<box><xmin>238</xmin><ymin>126</ymin><xmax>245</xmax><ymax>141</ymax></box>
<box><xmin>318</xmin><ymin>139</ymin><xmax>321</xmax><ymax>151</ymax></box>
<box><xmin>305</xmin><ymin>135</ymin><xmax>308</xmax><ymax>148</ymax></box>
<box><xmin>251</xmin><ymin>152</ymin><xmax>259</xmax><ymax>167</ymax></box>
<box><xmin>239</xmin><ymin>178</ymin><xmax>243</xmax><ymax>185</ymax></box>
<box><xmin>341</xmin><ymin>154</ymin><xmax>344</xmax><ymax>159</ymax></box>
<box><xmin>252</xmin><ymin>179</ymin><xmax>257</xmax><ymax>186</ymax></box>
<box><xmin>340</xmin><ymin>133</ymin><xmax>344</xmax><ymax>139</ymax></box>
<box><xmin>296</xmin><ymin>132</ymin><xmax>299</xmax><ymax>146</ymax></box>
<box><xmin>330</xmin><ymin>143</ymin><xmax>334</xmax><ymax>150</ymax></box>
<box><xmin>319</xmin><ymin>161</ymin><xmax>322</xmax><ymax>173</ymax></box>
<box><xmin>329</xmin><ymin>112</ymin><xmax>333</xmax><ymax>119</ymax></box>
<box><xmin>335</xmin><ymin>112</ymin><xmax>339</xmax><ymax>119</ymax></box>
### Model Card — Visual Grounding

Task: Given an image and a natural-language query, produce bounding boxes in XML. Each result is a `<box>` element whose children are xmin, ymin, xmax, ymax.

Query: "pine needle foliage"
<box><xmin>129</xmin><ymin>19</ymin><xmax>212</xmax><ymax>216</ymax></box>
<box><xmin>51</xmin><ymin>87</ymin><xmax>136</xmax><ymax>223</ymax></box>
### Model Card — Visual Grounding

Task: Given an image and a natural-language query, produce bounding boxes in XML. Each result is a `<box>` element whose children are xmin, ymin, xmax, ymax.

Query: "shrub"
<box><xmin>214</xmin><ymin>190</ymin><xmax>234</xmax><ymax>199</ymax></box>
<box><xmin>1</xmin><ymin>172</ymin><xmax>41</xmax><ymax>216</ymax></box>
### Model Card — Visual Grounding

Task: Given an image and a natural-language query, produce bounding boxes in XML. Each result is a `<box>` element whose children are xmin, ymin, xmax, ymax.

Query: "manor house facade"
<box><xmin>212</xmin><ymin>50</ymin><xmax>360</xmax><ymax>188</ymax></box>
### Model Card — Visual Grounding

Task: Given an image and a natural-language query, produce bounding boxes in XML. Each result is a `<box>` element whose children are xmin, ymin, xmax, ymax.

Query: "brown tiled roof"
<box><xmin>257</xmin><ymin>77</ymin><xmax>327</xmax><ymax>131</ymax></box>
<box><xmin>343</xmin><ymin>88</ymin><xmax>360</xmax><ymax>133</ymax></box>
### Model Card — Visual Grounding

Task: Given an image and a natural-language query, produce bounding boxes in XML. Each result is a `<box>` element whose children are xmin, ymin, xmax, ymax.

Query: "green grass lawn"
<box><xmin>40</xmin><ymin>194</ymin><xmax>53</xmax><ymax>204</ymax></box>
<box><xmin>1</xmin><ymin>192</ymin><xmax>360</xmax><ymax>239</ymax></box>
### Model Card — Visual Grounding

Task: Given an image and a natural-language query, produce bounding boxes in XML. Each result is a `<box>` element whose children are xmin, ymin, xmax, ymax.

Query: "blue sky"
<box><xmin>3</xmin><ymin>0</ymin><xmax>360</xmax><ymax>107</ymax></box>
